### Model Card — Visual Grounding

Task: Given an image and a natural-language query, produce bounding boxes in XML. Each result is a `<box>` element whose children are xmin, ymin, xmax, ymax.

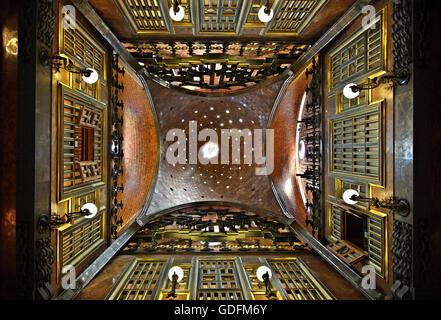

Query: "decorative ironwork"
<box><xmin>124</xmin><ymin>40</ymin><xmax>308</xmax><ymax>92</ymax></box>
<box><xmin>392</xmin><ymin>0</ymin><xmax>411</xmax><ymax>81</ymax></box>
<box><xmin>148</xmin><ymin>54</ymin><xmax>287</xmax><ymax>91</ymax></box>
<box><xmin>110</xmin><ymin>54</ymin><xmax>125</xmax><ymax>239</ymax></box>
<box><xmin>391</xmin><ymin>220</ymin><xmax>412</xmax><ymax>300</ymax></box>
<box><xmin>297</xmin><ymin>57</ymin><xmax>322</xmax><ymax>238</ymax></box>
<box><xmin>124</xmin><ymin>40</ymin><xmax>308</xmax><ymax>59</ymax></box>
<box><xmin>121</xmin><ymin>208</ymin><xmax>308</xmax><ymax>253</ymax></box>
<box><xmin>36</xmin><ymin>237</ymin><xmax>55</xmax><ymax>300</ymax></box>
<box><xmin>37</xmin><ymin>0</ymin><xmax>56</xmax><ymax>48</ymax></box>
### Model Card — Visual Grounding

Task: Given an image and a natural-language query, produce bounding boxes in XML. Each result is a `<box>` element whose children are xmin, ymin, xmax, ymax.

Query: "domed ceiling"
<box><xmin>145</xmin><ymin>77</ymin><xmax>286</xmax><ymax>216</ymax></box>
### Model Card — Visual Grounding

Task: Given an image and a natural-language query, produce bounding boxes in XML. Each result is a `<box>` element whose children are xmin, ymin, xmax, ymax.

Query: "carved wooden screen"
<box><xmin>61</xmin><ymin>21</ymin><xmax>106</xmax><ymax>99</ymax></box>
<box><xmin>263</xmin><ymin>258</ymin><xmax>334</xmax><ymax>300</ymax></box>
<box><xmin>57</xmin><ymin>209</ymin><xmax>105</xmax><ymax>282</ymax></box>
<box><xmin>266</xmin><ymin>0</ymin><xmax>327</xmax><ymax>35</ymax></box>
<box><xmin>327</xmin><ymin>239</ymin><xmax>367</xmax><ymax>266</ymax></box>
<box><xmin>328</xmin><ymin>10</ymin><xmax>385</xmax><ymax>95</ymax></box>
<box><xmin>199</xmin><ymin>0</ymin><xmax>242</xmax><ymax>34</ymax></box>
<box><xmin>63</xmin><ymin>27</ymin><xmax>105</xmax><ymax>75</ymax></box>
<box><xmin>329</xmin><ymin>101</ymin><xmax>383</xmax><ymax>185</ymax></box>
<box><xmin>367</xmin><ymin>212</ymin><xmax>386</xmax><ymax>276</ymax></box>
<box><xmin>59</xmin><ymin>85</ymin><xmax>105</xmax><ymax>200</ymax></box>
<box><xmin>116</xmin><ymin>0</ymin><xmax>170</xmax><ymax>33</ymax></box>
<box><xmin>106</xmin><ymin>258</ymin><xmax>171</xmax><ymax>300</ymax></box>
<box><xmin>192</xmin><ymin>257</ymin><xmax>249</xmax><ymax>300</ymax></box>
<box><xmin>329</xmin><ymin>204</ymin><xmax>343</xmax><ymax>241</ymax></box>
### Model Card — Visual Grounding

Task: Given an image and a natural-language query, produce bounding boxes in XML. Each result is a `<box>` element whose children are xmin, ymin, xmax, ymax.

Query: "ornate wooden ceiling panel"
<box><xmin>116</xmin><ymin>0</ymin><xmax>171</xmax><ymax>33</ymax></box>
<box><xmin>264</xmin><ymin>0</ymin><xmax>327</xmax><ymax>35</ymax></box>
<box><xmin>123</xmin><ymin>40</ymin><xmax>308</xmax><ymax>93</ymax></box>
<box><xmin>115</xmin><ymin>0</ymin><xmax>327</xmax><ymax>36</ymax></box>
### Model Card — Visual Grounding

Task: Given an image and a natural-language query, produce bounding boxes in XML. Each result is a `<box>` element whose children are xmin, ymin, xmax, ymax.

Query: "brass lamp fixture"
<box><xmin>343</xmin><ymin>69</ymin><xmax>410</xmax><ymax>99</ymax></box>
<box><xmin>256</xmin><ymin>266</ymin><xmax>276</xmax><ymax>298</ymax></box>
<box><xmin>342</xmin><ymin>189</ymin><xmax>410</xmax><ymax>217</ymax></box>
<box><xmin>167</xmin><ymin>266</ymin><xmax>184</xmax><ymax>298</ymax></box>
<box><xmin>39</xmin><ymin>48</ymin><xmax>99</xmax><ymax>84</ymax></box>
<box><xmin>38</xmin><ymin>203</ymin><xmax>98</xmax><ymax>234</ymax></box>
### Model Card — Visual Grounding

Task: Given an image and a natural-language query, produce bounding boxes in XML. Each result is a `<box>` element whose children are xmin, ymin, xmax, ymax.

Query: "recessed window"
<box><xmin>345</xmin><ymin>212</ymin><xmax>367</xmax><ymax>251</ymax></box>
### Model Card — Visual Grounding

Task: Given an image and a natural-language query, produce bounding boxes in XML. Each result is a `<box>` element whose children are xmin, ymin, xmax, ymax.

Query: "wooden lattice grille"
<box><xmin>60</xmin><ymin>86</ymin><xmax>104</xmax><ymax>199</ymax></box>
<box><xmin>199</xmin><ymin>0</ymin><xmax>242</xmax><ymax>33</ymax></box>
<box><xmin>328</xmin><ymin>10</ymin><xmax>384</xmax><ymax>94</ymax></box>
<box><xmin>107</xmin><ymin>259</ymin><xmax>168</xmax><ymax>300</ymax></box>
<box><xmin>329</xmin><ymin>204</ymin><xmax>343</xmax><ymax>240</ymax></box>
<box><xmin>196</xmin><ymin>258</ymin><xmax>245</xmax><ymax>300</ymax></box>
<box><xmin>367</xmin><ymin>214</ymin><xmax>385</xmax><ymax>274</ymax></box>
<box><xmin>268</xmin><ymin>0</ymin><xmax>324</xmax><ymax>34</ymax></box>
<box><xmin>77</xmin><ymin>106</ymin><xmax>101</xmax><ymax>128</ymax></box>
<box><xmin>265</xmin><ymin>258</ymin><xmax>333</xmax><ymax>300</ymax></box>
<box><xmin>327</xmin><ymin>239</ymin><xmax>366</xmax><ymax>266</ymax></box>
<box><xmin>330</xmin><ymin>102</ymin><xmax>383</xmax><ymax>184</ymax></box>
<box><xmin>120</xmin><ymin>0</ymin><xmax>168</xmax><ymax>32</ymax></box>
<box><xmin>63</xmin><ymin>25</ymin><xmax>105</xmax><ymax>77</ymax></box>
<box><xmin>77</xmin><ymin>161</ymin><xmax>101</xmax><ymax>183</ymax></box>
<box><xmin>73</xmin><ymin>191</ymin><xmax>96</xmax><ymax>212</ymax></box>
<box><xmin>58</xmin><ymin>210</ymin><xmax>104</xmax><ymax>281</ymax></box>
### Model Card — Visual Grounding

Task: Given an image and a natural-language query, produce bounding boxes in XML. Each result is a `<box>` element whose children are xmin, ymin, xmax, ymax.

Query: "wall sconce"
<box><xmin>167</xmin><ymin>266</ymin><xmax>184</xmax><ymax>298</ymax></box>
<box><xmin>258</xmin><ymin>0</ymin><xmax>273</xmax><ymax>23</ymax></box>
<box><xmin>256</xmin><ymin>266</ymin><xmax>276</xmax><ymax>298</ymax></box>
<box><xmin>169</xmin><ymin>0</ymin><xmax>185</xmax><ymax>21</ymax></box>
<box><xmin>39</xmin><ymin>48</ymin><xmax>99</xmax><ymax>84</ymax></box>
<box><xmin>342</xmin><ymin>189</ymin><xmax>410</xmax><ymax>217</ymax></box>
<box><xmin>342</xmin><ymin>70</ymin><xmax>410</xmax><ymax>99</ymax></box>
<box><xmin>37</xmin><ymin>203</ymin><xmax>98</xmax><ymax>234</ymax></box>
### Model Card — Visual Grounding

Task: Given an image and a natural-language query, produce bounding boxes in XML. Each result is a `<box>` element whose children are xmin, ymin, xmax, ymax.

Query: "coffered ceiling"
<box><xmin>88</xmin><ymin>0</ymin><xmax>358</xmax><ymax>41</ymax></box>
<box><xmin>114</xmin><ymin>0</ymin><xmax>327</xmax><ymax>36</ymax></box>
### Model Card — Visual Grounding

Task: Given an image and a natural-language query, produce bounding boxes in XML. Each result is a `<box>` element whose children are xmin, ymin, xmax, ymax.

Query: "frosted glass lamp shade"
<box><xmin>256</xmin><ymin>266</ymin><xmax>272</xmax><ymax>282</ymax></box>
<box><xmin>343</xmin><ymin>189</ymin><xmax>359</xmax><ymax>205</ymax></box>
<box><xmin>81</xmin><ymin>203</ymin><xmax>98</xmax><ymax>219</ymax></box>
<box><xmin>170</xmin><ymin>5</ymin><xmax>185</xmax><ymax>21</ymax></box>
<box><xmin>343</xmin><ymin>83</ymin><xmax>360</xmax><ymax>99</ymax></box>
<box><xmin>82</xmin><ymin>68</ymin><xmax>99</xmax><ymax>84</ymax></box>
<box><xmin>168</xmin><ymin>266</ymin><xmax>184</xmax><ymax>282</ymax></box>
<box><xmin>258</xmin><ymin>6</ymin><xmax>273</xmax><ymax>23</ymax></box>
